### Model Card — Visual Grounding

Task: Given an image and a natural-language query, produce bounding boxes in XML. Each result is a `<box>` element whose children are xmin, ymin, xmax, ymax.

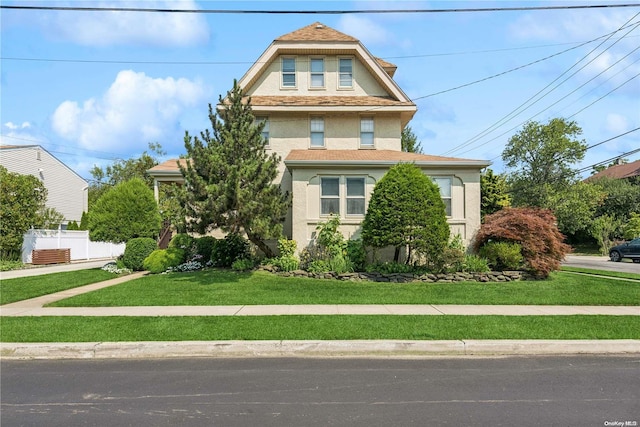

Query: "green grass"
<box><xmin>0</xmin><ymin>269</ymin><xmax>120</xmax><ymax>305</ymax></box>
<box><xmin>1</xmin><ymin>315</ymin><xmax>638</xmax><ymax>342</ymax></box>
<box><xmin>47</xmin><ymin>270</ymin><xmax>640</xmax><ymax>307</ymax></box>
<box><xmin>561</xmin><ymin>266</ymin><xmax>640</xmax><ymax>281</ymax></box>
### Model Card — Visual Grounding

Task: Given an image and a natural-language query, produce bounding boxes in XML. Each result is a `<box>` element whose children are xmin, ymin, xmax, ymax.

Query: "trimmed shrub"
<box><xmin>479</xmin><ymin>241</ymin><xmax>523</xmax><ymax>270</ymax></box>
<box><xmin>169</xmin><ymin>233</ymin><xmax>195</xmax><ymax>262</ymax></box>
<box><xmin>143</xmin><ymin>248</ymin><xmax>185</xmax><ymax>274</ymax></box>
<box><xmin>122</xmin><ymin>237</ymin><xmax>157</xmax><ymax>271</ymax></box>
<box><xmin>472</xmin><ymin>207</ymin><xmax>571</xmax><ymax>278</ymax></box>
<box><xmin>211</xmin><ymin>233</ymin><xmax>251</xmax><ymax>268</ymax></box>
<box><xmin>277</xmin><ymin>238</ymin><xmax>297</xmax><ymax>257</ymax></box>
<box><xmin>194</xmin><ymin>236</ymin><xmax>216</xmax><ymax>261</ymax></box>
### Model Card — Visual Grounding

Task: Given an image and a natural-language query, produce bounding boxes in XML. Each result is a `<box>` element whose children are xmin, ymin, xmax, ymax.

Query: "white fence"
<box><xmin>21</xmin><ymin>229</ymin><xmax>125</xmax><ymax>263</ymax></box>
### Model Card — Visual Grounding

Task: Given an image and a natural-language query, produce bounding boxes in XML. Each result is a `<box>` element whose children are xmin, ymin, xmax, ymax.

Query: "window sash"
<box><xmin>310</xmin><ymin>117</ymin><xmax>324</xmax><ymax>147</ymax></box>
<box><xmin>310</xmin><ymin>58</ymin><xmax>324</xmax><ymax>87</ymax></box>
<box><xmin>255</xmin><ymin>117</ymin><xmax>269</xmax><ymax>144</ymax></box>
<box><xmin>339</xmin><ymin>58</ymin><xmax>353</xmax><ymax>87</ymax></box>
<box><xmin>282</xmin><ymin>58</ymin><xmax>296</xmax><ymax>87</ymax></box>
<box><xmin>321</xmin><ymin>177</ymin><xmax>340</xmax><ymax>215</ymax></box>
<box><xmin>433</xmin><ymin>177</ymin><xmax>452</xmax><ymax>216</ymax></box>
<box><xmin>346</xmin><ymin>177</ymin><xmax>365</xmax><ymax>215</ymax></box>
<box><xmin>360</xmin><ymin>118</ymin><xmax>374</xmax><ymax>147</ymax></box>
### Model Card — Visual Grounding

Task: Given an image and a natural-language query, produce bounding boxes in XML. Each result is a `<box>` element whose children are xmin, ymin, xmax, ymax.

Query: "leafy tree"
<box><xmin>502</xmin><ymin>118</ymin><xmax>587</xmax><ymax>207</ymax></box>
<box><xmin>178</xmin><ymin>80</ymin><xmax>291</xmax><ymax>257</ymax></box>
<box><xmin>624</xmin><ymin>213</ymin><xmax>640</xmax><ymax>239</ymax></box>
<box><xmin>35</xmin><ymin>207</ymin><xmax>65</xmax><ymax>229</ymax></box>
<box><xmin>480</xmin><ymin>168</ymin><xmax>511</xmax><ymax>218</ymax></box>
<box><xmin>401</xmin><ymin>126</ymin><xmax>423</xmax><ymax>153</ymax></box>
<box><xmin>88</xmin><ymin>142</ymin><xmax>165</xmax><ymax>209</ymax></box>
<box><xmin>472</xmin><ymin>207</ymin><xmax>571</xmax><ymax>278</ymax></box>
<box><xmin>590</xmin><ymin>214</ymin><xmax>622</xmax><ymax>255</ymax></box>
<box><xmin>591</xmin><ymin>177</ymin><xmax>640</xmax><ymax>225</ymax></box>
<box><xmin>546</xmin><ymin>182</ymin><xmax>605</xmax><ymax>236</ymax></box>
<box><xmin>361</xmin><ymin>163</ymin><xmax>450</xmax><ymax>265</ymax></box>
<box><xmin>88</xmin><ymin>178</ymin><xmax>162</xmax><ymax>243</ymax></box>
<box><xmin>0</xmin><ymin>166</ymin><xmax>47</xmax><ymax>259</ymax></box>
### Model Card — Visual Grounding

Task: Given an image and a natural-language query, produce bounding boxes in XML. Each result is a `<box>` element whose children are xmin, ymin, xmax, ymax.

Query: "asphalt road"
<box><xmin>563</xmin><ymin>255</ymin><xmax>640</xmax><ymax>274</ymax></box>
<box><xmin>2</xmin><ymin>357</ymin><xmax>639</xmax><ymax>426</ymax></box>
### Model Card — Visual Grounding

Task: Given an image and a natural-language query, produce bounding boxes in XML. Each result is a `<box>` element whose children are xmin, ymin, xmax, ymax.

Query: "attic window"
<box><xmin>282</xmin><ymin>57</ymin><xmax>296</xmax><ymax>88</ymax></box>
<box><xmin>338</xmin><ymin>58</ymin><xmax>353</xmax><ymax>88</ymax></box>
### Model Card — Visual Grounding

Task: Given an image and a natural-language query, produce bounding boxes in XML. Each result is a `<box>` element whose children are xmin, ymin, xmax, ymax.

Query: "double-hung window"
<box><xmin>346</xmin><ymin>178</ymin><xmax>365</xmax><ymax>215</ymax></box>
<box><xmin>310</xmin><ymin>58</ymin><xmax>325</xmax><ymax>88</ymax></box>
<box><xmin>310</xmin><ymin>117</ymin><xmax>325</xmax><ymax>147</ymax></box>
<box><xmin>338</xmin><ymin>58</ymin><xmax>353</xmax><ymax>88</ymax></box>
<box><xmin>360</xmin><ymin>118</ymin><xmax>374</xmax><ymax>147</ymax></box>
<box><xmin>282</xmin><ymin>57</ymin><xmax>296</xmax><ymax>87</ymax></box>
<box><xmin>255</xmin><ymin>116</ymin><xmax>269</xmax><ymax>146</ymax></box>
<box><xmin>432</xmin><ymin>177</ymin><xmax>452</xmax><ymax>216</ymax></box>
<box><xmin>321</xmin><ymin>177</ymin><xmax>340</xmax><ymax>215</ymax></box>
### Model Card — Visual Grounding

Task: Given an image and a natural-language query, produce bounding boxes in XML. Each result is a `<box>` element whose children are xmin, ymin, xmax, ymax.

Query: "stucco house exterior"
<box><xmin>148</xmin><ymin>22</ymin><xmax>490</xmax><ymax>251</ymax></box>
<box><xmin>0</xmin><ymin>145</ymin><xmax>88</xmax><ymax>225</ymax></box>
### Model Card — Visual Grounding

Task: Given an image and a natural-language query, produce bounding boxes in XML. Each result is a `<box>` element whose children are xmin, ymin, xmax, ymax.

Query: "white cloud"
<box><xmin>3</xmin><ymin>121</ymin><xmax>31</xmax><ymax>131</ymax></box>
<box><xmin>38</xmin><ymin>0</ymin><xmax>209</xmax><ymax>47</ymax></box>
<box><xmin>338</xmin><ymin>15</ymin><xmax>395</xmax><ymax>47</ymax></box>
<box><xmin>51</xmin><ymin>70</ymin><xmax>208</xmax><ymax>152</ymax></box>
<box><xmin>605</xmin><ymin>113</ymin><xmax>631</xmax><ymax>134</ymax></box>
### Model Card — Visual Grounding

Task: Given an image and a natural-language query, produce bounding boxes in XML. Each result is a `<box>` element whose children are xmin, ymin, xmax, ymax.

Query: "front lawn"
<box><xmin>1</xmin><ymin>269</ymin><xmax>120</xmax><ymax>305</ymax></box>
<box><xmin>2</xmin><ymin>315</ymin><xmax>638</xmax><ymax>342</ymax></box>
<box><xmin>47</xmin><ymin>269</ymin><xmax>640</xmax><ymax>307</ymax></box>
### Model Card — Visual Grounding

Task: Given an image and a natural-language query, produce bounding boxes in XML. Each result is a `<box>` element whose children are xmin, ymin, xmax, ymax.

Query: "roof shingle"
<box><xmin>586</xmin><ymin>159</ymin><xmax>640</xmax><ymax>181</ymax></box>
<box><xmin>276</xmin><ymin>22</ymin><xmax>358</xmax><ymax>42</ymax></box>
<box><xmin>285</xmin><ymin>149</ymin><xmax>483</xmax><ymax>163</ymax></box>
<box><xmin>249</xmin><ymin>95</ymin><xmax>414</xmax><ymax>107</ymax></box>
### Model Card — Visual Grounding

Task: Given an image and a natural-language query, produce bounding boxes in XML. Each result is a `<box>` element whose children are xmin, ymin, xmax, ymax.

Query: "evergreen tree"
<box><xmin>480</xmin><ymin>168</ymin><xmax>511</xmax><ymax>218</ymax></box>
<box><xmin>401</xmin><ymin>126</ymin><xmax>423</xmax><ymax>153</ymax></box>
<box><xmin>361</xmin><ymin>163</ymin><xmax>449</xmax><ymax>265</ymax></box>
<box><xmin>179</xmin><ymin>80</ymin><xmax>291</xmax><ymax>257</ymax></box>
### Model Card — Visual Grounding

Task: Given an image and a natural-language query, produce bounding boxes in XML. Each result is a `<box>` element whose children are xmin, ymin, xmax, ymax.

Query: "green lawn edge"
<box><xmin>1</xmin><ymin>315</ymin><xmax>638</xmax><ymax>342</ymax></box>
<box><xmin>560</xmin><ymin>266</ymin><xmax>640</xmax><ymax>281</ymax></box>
<box><xmin>46</xmin><ymin>270</ymin><xmax>640</xmax><ymax>307</ymax></box>
<box><xmin>0</xmin><ymin>269</ymin><xmax>121</xmax><ymax>305</ymax></box>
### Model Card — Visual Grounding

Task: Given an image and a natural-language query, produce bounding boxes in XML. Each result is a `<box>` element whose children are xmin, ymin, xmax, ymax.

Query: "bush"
<box><xmin>143</xmin><ymin>248</ymin><xmax>185</xmax><ymax>274</ymax></box>
<box><xmin>273</xmin><ymin>255</ymin><xmax>299</xmax><ymax>272</ymax></box>
<box><xmin>194</xmin><ymin>236</ymin><xmax>216</xmax><ymax>261</ymax></box>
<box><xmin>472</xmin><ymin>207</ymin><xmax>571</xmax><ymax>278</ymax></box>
<box><xmin>277</xmin><ymin>238</ymin><xmax>297</xmax><ymax>257</ymax></box>
<box><xmin>366</xmin><ymin>261</ymin><xmax>415</xmax><ymax>274</ymax></box>
<box><xmin>307</xmin><ymin>259</ymin><xmax>331</xmax><ymax>274</ymax></box>
<box><xmin>231</xmin><ymin>258</ymin><xmax>254</xmax><ymax>271</ymax></box>
<box><xmin>462</xmin><ymin>254</ymin><xmax>490</xmax><ymax>273</ymax></box>
<box><xmin>623</xmin><ymin>212</ymin><xmax>640</xmax><ymax>240</ymax></box>
<box><xmin>122</xmin><ymin>237</ymin><xmax>158</xmax><ymax>271</ymax></box>
<box><xmin>169</xmin><ymin>233</ymin><xmax>195</xmax><ymax>262</ymax></box>
<box><xmin>346</xmin><ymin>239</ymin><xmax>366</xmax><ymax>272</ymax></box>
<box><xmin>211</xmin><ymin>233</ymin><xmax>251</xmax><ymax>268</ymax></box>
<box><xmin>479</xmin><ymin>241</ymin><xmax>523</xmax><ymax>270</ymax></box>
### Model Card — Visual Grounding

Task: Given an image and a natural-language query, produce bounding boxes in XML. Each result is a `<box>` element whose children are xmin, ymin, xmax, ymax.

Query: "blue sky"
<box><xmin>1</xmin><ymin>0</ymin><xmax>639</xmax><ymax>181</ymax></box>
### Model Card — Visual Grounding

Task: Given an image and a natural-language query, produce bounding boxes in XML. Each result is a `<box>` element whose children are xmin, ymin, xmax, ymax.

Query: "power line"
<box><xmin>2</xmin><ymin>4</ymin><xmax>639</xmax><ymax>14</ymax></box>
<box><xmin>441</xmin><ymin>14</ymin><xmax>640</xmax><ymax>157</ymax></box>
<box><xmin>577</xmin><ymin>148</ymin><xmax>640</xmax><ymax>173</ymax></box>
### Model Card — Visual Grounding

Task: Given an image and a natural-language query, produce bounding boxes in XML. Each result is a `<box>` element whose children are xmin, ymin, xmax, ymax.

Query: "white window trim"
<box><xmin>319</xmin><ymin>175</ymin><xmax>367</xmax><ymax>217</ymax></box>
<box><xmin>345</xmin><ymin>176</ymin><xmax>366</xmax><ymax>217</ymax></box>
<box><xmin>432</xmin><ymin>176</ymin><xmax>452</xmax><ymax>217</ymax></box>
<box><xmin>320</xmin><ymin>176</ymin><xmax>341</xmax><ymax>216</ymax></box>
<box><xmin>281</xmin><ymin>57</ymin><xmax>297</xmax><ymax>89</ymax></box>
<box><xmin>359</xmin><ymin>117</ymin><xmax>375</xmax><ymax>149</ymax></box>
<box><xmin>337</xmin><ymin>57</ymin><xmax>354</xmax><ymax>90</ymax></box>
<box><xmin>310</xmin><ymin>116</ymin><xmax>325</xmax><ymax>148</ymax></box>
<box><xmin>309</xmin><ymin>57</ymin><xmax>325</xmax><ymax>90</ymax></box>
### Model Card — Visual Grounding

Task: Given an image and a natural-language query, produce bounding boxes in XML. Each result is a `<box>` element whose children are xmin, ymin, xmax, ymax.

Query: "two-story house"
<box><xmin>0</xmin><ymin>144</ymin><xmax>88</xmax><ymax>226</ymax></box>
<box><xmin>148</xmin><ymin>22</ymin><xmax>490</xmax><ymax>252</ymax></box>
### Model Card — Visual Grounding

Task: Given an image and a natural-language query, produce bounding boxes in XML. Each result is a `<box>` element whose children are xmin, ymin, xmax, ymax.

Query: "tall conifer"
<box><xmin>179</xmin><ymin>80</ymin><xmax>290</xmax><ymax>257</ymax></box>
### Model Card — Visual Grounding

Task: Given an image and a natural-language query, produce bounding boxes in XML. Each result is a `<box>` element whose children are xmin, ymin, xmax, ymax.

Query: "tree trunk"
<box><xmin>393</xmin><ymin>246</ymin><xmax>400</xmax><ymax>263</ymax></box>
<box><xmin>247</xmin><ymin>232</ymin><xmax>275</xmax><ymax>258</ymax></box>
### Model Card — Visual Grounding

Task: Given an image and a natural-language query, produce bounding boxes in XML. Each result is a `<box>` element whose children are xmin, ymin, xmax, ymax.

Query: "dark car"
<box><xmin>609</xmin><ymin>238</ymin><xmax>640</xmax><ymax>262</ymax></box>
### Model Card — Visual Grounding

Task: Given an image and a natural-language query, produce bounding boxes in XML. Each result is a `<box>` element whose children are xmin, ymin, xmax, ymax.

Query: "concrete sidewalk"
<box><xmin>0</xmin><ymin>259</ymin><xmax>115</xmax><ymax>280</ymax></box>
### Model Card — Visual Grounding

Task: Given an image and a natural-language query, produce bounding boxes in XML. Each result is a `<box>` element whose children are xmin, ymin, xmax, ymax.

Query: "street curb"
<box><xmin>2</xmin><ymin>340</ymin><xmax>639</xmax><ymax>360</ymax></box>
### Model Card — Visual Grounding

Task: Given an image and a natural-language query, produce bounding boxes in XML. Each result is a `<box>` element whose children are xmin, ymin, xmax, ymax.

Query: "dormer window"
<box><xmin>310</xmin><ymin>58</ymin><xmax>325</xmax><ymax>88</ymax></box>
<box><xmin>282</xmin><ymin>57</ymin><xmax>296</xmax><ymax>88</ymax></box>
<box><xmin>338</xmin><ymin>58</ymin><xmax>353</xmax><ymax>88</ymax></box>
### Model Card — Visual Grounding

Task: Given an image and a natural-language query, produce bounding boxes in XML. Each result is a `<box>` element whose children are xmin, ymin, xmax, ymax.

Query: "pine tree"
<box><xmin>179</xmin><ymin>80</ymin><xmax>291</xmax><ymax>257</ymax></box>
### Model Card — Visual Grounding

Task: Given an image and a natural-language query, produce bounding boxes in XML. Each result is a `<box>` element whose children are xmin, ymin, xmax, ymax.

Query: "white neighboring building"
<box><xmin>0</xmin><ymin>145</ymin><xmax>88</xmax><ymax>224</ymax></box>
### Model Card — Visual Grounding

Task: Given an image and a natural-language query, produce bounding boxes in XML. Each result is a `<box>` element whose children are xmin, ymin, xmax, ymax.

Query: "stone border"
<box><xmin>262</xmin><ymin>267</ymin><xmax>525</xmax><ymax>283</ymax></box>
